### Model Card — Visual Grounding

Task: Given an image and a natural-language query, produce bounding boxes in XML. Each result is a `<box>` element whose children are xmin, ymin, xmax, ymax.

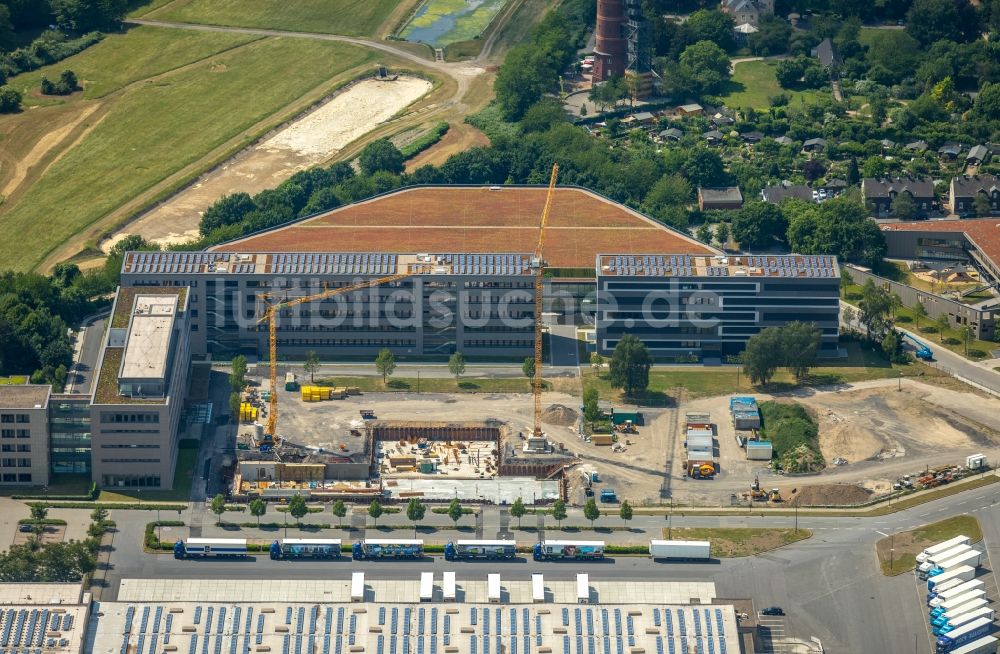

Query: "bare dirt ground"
<box><xmin>404</xmin><ymin>121</ymin><xmax>489</xmax><ymax>170</ymax></box>
<box><xmin>249</xmin><ymin>373</ymin><xmax>1000</xmax><ymax>508</ymax></box>
<box><xmin>104</xmin><ymin>76</ymin><xmax>432</xmax><ymax>250</ymax></box>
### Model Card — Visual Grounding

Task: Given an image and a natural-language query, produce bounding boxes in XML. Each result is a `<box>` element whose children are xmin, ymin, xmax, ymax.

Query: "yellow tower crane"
<box><xmin>257</xmin><ymin>272</ymin><xmax>413</xmax><ymax>440</ymax></box>
<box><xmin>531</xmin><ymin>163</ymin><xmax>559</xmax><ymax>438</ymax></box>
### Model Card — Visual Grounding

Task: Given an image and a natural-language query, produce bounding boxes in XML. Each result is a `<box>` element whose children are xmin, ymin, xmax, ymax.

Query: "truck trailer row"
<box><xmin>174</xmin><ymin>538</ymin><xmax>713</xmax><ymax>562</ymax></box>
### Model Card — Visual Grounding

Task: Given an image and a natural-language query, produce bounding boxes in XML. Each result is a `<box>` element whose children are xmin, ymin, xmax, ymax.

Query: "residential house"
<box><xmin>820</xmin><ymin>179</ymin><xmax>848</xmax><ymax>196</ymax></box>
<box><xmin>966</xmin><ymin>145</ymin><xmax>991</xmax><ymax>166</ymax></box>
<box><xmin>659</xmin><ymin>127</ymin><xmax>683</xmax><ymax>141</ymax></box>
<box><xmin>698</xmin><ymin>187</ymin><xmax>744</xmax><ymax>211</ymax></box>
<box><xmin>720</xmin><ymin>0</ymin><xmax>775</xmax><ymax>27</ymax></box>
<box><xmin>938</xmin><ymin>143</ymin><xmax>963</xmax><ymax>161</ymax></box>
<box><xmin>632</xmin><ymin>111</ymin><xmax>656</xmax><ymax>125</ymax></box>
<box><xmin>676</xmin><ymin>103</ymin><xmax>704</xmax><ymax>116</ymax></box>
<box><xmin>862</xmin><ymin>176</ymin><xmax>935</xmax><ymax>217</ymax></box>
<box><xmin>761</xmin><ymin>183</ymin><xmax>813</xmax><ymax>204</ymax></box>
<box><xmin>703</xmin><ymin>130</ymin><xmax>724</xmax><ymax>145</ymax></box>
<box><xmin>904</xmin><ymin>140</ymin><xmax>928</xmax><ymax>154</ymax></box>
<box><xmin>811</xmin><ymin>38</ymin><xmax>841</xmax><ymax>70</ymax></box>
<box><xmin>950</xmin><ymin>174</ymin><xmax>1000</xmax><ymax>216</ymax></box>
<box><xmin>741</xmin><ymin>131</ymin><xmax>764</xmax><ymax>144</ymax></box>
<box><xmin>712</xmin><ymin>114</ymin><xmax>735</xmax><ymax>128</ymax></box>
<box><xmin>880</xmin><ymin>138</ymin><xmax>897</xmax><ymax>151</ymax></box>
<box><xmin>773</xmin><ymin>135</ymin><xmax>794</xmax><ymax>146</ymax></box>
<box><xmin>802</xmin><ymin>137</ymin><xmax>826</xmax><ymax>153</ymax></box>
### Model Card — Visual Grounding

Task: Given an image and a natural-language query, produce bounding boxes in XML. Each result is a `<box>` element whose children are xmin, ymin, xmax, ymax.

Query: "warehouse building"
<box><xmin>596</xmin><ymin>253</ymin><xmax>841</xmax><ymax>359</ymax></box>
<box><xmin>88</xmin><ymin>577</ymin><xmax>751</xmax><ymax>654</ymax></box>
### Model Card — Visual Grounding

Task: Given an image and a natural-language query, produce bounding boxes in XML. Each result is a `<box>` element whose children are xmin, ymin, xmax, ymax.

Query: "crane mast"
<box><xmin>532</xmin><ymin>164</ymin><xmax>559</xmax><ymax>437</ymax></box>
<box><xmin>257</xmin><ymin>272</ymin><xmax>413</xmax><ymax>439</ymax></box>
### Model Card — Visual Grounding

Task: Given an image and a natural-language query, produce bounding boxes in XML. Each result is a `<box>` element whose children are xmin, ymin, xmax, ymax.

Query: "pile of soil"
<box><xmin>541</xmin><ymin>404</ymin><xmax>578</xmax><ymax>426</ymax></box>
<box><xmin>786</xmin><ymin>483</ymin><xmax>872</xmax><ymax>507</ymax></box>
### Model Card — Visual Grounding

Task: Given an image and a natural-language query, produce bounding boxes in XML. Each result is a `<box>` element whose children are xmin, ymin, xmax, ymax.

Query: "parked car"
<box><xmin>18</xmin><ymin>524</ymin><xmax>35</xmax><ymax>533</ymax></box>
<box><xmin>760</xmin><ymin>607</ymin><xmax>784</xmax><ymax>616</ymax></box>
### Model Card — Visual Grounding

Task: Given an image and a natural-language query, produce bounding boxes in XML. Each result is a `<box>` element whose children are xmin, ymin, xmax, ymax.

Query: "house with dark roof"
<box><xmin>966</xmin><ymin>145</ymin><xmax>991</xmax><ymax>166</ymax></box>
<box><xmin>904</xmin><ymin>140</ymin><xmax>928</xmax><ymax>154</ymax></box>
<box><xmin>950</xmin><ymin>174</ymin><xmax>1000</xmax><ymax>217</ymax></box>
<box><xmin>741</xmin><ymin>131</ymin><xmax>764</xmax><ymax>144</ymax></box>
<box><xmin>720</xmin><ymin>0</ymin><xmax>774</xmax><ymax>26</ymax></box>
<box><xmin>698</xmin><ymin>187</ymin><xmax>744</xmax><ymax>211</ymax></box>
<box><xmin>761</xmin><ymin>183</ymin><xmax>813</xmax><ymax>204</ymax></box>
<box><xmin>880</xmin><ymin>138</ymin><xmax>897</xmax><ymax>151</ymax></box>
<box><xmin>938</xmin><ymin>143</ymin><xmax>963</xmax><ymax>161</ymax></box>
<box><xmin>712</xmin><ymin>115</ymin><xmax>735</xmax><ymax>128</ymax></box>
<box><xmin>659</xmin><ymin>127</ymin><xmax>683</xmax><ymax>141</ymax></box>
<box><xmin>862</xmin><ymin>176</ymin><xmax>935</xmax><ymax>217</ymax></box>
<box><xmin>811</xmin><ymin>38</ymin><xmax>841</xmax><ymax>69</ymax></box>
<box><xmin>802</xmin><ymin>137</ymin><xmax>827</xmax><ymax>153</ymax></box>
<box><xmin>703</xmin><ymin>130</ymin><xmax>724</xmax><ymax>145</ymax></box>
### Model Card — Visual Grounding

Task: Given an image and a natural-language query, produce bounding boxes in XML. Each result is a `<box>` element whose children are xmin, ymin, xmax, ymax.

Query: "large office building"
<box><xmin>596</xmin><ymin>253</ymin><xmax>841</xmax><ymax>358</ymax></box>
<box><xmin>119</xmin><ymin>186</ymin><xmax>840</xmax><ymax>362</ymax></box>
<box><xmin>0</xmin><ymin>286</ymin><xmax>191</xmax><ymax>489</ymax></box>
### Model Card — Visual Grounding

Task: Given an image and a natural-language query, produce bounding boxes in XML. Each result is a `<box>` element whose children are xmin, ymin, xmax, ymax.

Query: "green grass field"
<box><xmin>9</xmin><ymin>27</ymin><xmax>258</xmax><ymax>101</ymax></box>
<box><xmin>0</xmin><ymin>35</ymin><xmax>375</xmax><ymax>272</ymax></box>
<box><xmin>876</xmin><ymin>515</ymin><xmax>982</xmax><ymax>575</ymax></box>
<box><xmin>401</xmin><ymin>0</ymin><xmax>508</xmax><ymax>47</ymax></box>
<box><xmin>722</xmin><ymin>60</ymin><xmax>828</xmax><ymax>110</ymax></box>
<box><xmin>144</xmin><ymin>0</ymin><xmax>401</xmax><ymax>37</ymax></box>
<box><xmin>582</xmin><ymin>342</ymin><xmax>938</xmax><ymax>403</ymax></box>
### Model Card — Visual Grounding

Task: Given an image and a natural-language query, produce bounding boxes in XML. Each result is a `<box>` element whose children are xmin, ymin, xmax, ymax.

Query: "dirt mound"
<box><xmin>541</xmin><ymin>404</ymin><xmax>578</xmax><ymax>426</ymax></box>
<box><xmin>786</xmin><ymin>483</ymin><xmax>872</xmax><ymax>507</ymax></box>
<box><xmin>818</xmin><ymin>413</ymin><xmax>888</xmax><ymax>464</ymax></box>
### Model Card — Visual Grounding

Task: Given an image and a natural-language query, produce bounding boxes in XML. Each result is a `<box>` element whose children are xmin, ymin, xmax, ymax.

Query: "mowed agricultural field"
<box><xmin>722</xmin><ymin>60</ymin><xmax>828</xmax><ymax>110</ymax></box>
<box><xmin>9</xmin><ymin>27</ymin><xmax>258</xmax><ymax>101</ymax></box>
<box><xmin>0</xmin><ymin>31</ymin><xmax>378</xmax><ymax>271</ymax></box>
<box><xmin>138</xmin><ymin>0</ymin><xmax>408</xmax><ymax>37</ymax></box>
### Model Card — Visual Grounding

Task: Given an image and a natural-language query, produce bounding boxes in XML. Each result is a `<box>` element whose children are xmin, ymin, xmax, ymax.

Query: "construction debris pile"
<box><xmin>379</xmin><ymin>439</ymin><xmax>497</xmax><ymax>479</ymax></box>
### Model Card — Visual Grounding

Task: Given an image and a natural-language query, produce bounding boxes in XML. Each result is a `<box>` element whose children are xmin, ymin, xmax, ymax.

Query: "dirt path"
<box><xmin>1</xmin><ymin>104</ymin><xmax>101</xmax><ymax>199</ymax></box>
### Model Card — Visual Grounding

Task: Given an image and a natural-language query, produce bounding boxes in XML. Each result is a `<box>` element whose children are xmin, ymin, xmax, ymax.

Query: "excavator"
<box><xmin>748</xmin><ymin>476</ymin><xmax>782</xmax><ymax>502</ymax></box>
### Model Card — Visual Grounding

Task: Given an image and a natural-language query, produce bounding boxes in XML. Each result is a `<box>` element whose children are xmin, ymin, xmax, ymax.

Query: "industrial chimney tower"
<box><xmin>593</xmin><ymin>0</ymin><xmax>627</xmax><ymax>82</ymax></box>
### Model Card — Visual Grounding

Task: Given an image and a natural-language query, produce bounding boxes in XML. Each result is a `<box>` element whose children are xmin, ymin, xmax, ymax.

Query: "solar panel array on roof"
<box><xmin>603</xmin><ymin>255</ymin><xmax>693</xmax><ymax>277</ymax></box>
<box><xmin>127</xmin><ymin>252</ymin><xmax>237</xmax><ymax>275</ymax></box>
<box><xmin>436</xmin><ymin>254</ymin><xmax>530</xmax><ymax>276</ymax></box>
<box><xmin>267</xmin><ymin>253</ymin><xmax>399</xmax><ymax>277</ymax></box>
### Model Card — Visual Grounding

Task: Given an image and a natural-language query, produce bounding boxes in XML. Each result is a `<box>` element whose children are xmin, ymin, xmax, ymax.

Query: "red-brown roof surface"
<box><xmin>213</xmin><ymin>186</ymin><xmax>714</xmax><ymax>269</ymax></box>
<box><xmin>881</xmin><ymin>219</ymin><xmax>1000</xmax><ymax>266</ymax></box>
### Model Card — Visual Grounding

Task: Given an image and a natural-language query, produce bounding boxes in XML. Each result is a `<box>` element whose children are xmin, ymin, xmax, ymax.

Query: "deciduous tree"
<box><xmin>608</xmin><ymin>335</ymin><xmax>651</xmax><ymax>397</ymax></box>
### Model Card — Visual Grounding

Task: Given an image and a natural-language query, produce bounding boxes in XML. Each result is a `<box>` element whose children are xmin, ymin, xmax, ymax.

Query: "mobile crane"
<box><xmin>256</xmin><ymin>272</ymin><xmax>413</xmax><ymax>440</ymax></box>
<box><xmin>531</xmin><ymin>164</ymin><xmax>559</xmax><ymax>439</ymax></box>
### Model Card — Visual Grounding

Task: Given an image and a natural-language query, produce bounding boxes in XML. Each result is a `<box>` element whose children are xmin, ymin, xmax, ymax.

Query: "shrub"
<box><xmin>400</xmin><ymin>122</ymin><xmax>450</xmax><ymax>159</ymax></box>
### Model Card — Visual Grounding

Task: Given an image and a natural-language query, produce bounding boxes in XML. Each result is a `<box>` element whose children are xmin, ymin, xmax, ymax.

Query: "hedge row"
<box><xmin>29</xmin><ymin>501</ymin><xmax>186</xmax><ymax>511</ymax></box>
<box><xmin>400</xmin><ymin>122</ymin><xmax>450</xmax><ymax>159</ymax></box>
<box><xmin>17</xmin><ymin>518</ymin><xmax>67</xmax><ymax>526</ymax></box>
<box><xmin>13</xmin><ymin>482</ymin><xmax>98</xmax><ymax>501</ymax></box>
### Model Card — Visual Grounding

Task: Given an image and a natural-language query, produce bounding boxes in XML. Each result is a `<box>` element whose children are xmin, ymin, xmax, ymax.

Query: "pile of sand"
<box><xmin>541</xmin><ymin>404</ymin><xmax>578</xmax><ymax>426</ymax></box>
<box><xmin>786</xmin><ymin>483</ymin><xmax>872</xmax><ymax>507</ymax></box>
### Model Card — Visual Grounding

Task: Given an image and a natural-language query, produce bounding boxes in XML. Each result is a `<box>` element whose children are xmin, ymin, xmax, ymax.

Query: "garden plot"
<box><xmin>106</xmin><ymin>76</ymin><xmax>432</xmax><ymax>249</ymax></box>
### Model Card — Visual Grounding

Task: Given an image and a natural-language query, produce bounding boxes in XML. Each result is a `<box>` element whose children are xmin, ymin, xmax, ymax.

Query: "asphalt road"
<box><xmin>99</xmin><ymin>480</ymin><xmax>1000</xmax><ymax>653</ymax></box>
<box><xmin>66</xmin><ymin>314</ymin><xmax>107</xmax><ymax>394</ymax></box>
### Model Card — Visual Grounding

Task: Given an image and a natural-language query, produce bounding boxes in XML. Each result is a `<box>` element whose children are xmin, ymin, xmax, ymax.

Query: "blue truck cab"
<box><xmin>173</xmin><ymin>541</ymin><xmax>185</xmax><ymax>559</ymax></box>
<box><xmin>269</xmin><ymin>541</ymin><xmax>281</xmax><ymax>560</ymax></box>
<box><xmin>352</xmin><ymin>541</ymin><xmax>363</xmax><ymax>560</ymax></box>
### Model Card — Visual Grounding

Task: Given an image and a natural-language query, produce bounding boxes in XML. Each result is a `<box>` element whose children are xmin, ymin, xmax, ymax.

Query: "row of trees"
<box><xmin>217</xmin><ymin>494</ymin><xmax>635</xmax><ymax>531</ymax></box>
<box><xmin>741</xmin><ymin>322</ymin><xmax>823</xmax><ymax>386</ymax></box>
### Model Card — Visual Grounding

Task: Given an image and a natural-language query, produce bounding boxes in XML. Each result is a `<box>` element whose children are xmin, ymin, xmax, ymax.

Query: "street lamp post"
<box><xmin>898</xmin><ymin>370</ymin><xmax>902</xmax><ymax>392</ymax></box>
<box><xmin>284</xmin><ymin>510</ymin><xmax>288</xmax><ymax>539</ymax></box>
